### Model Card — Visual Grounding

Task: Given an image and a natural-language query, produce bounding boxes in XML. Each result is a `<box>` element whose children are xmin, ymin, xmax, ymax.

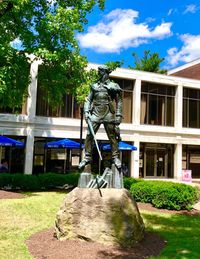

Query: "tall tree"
<box><xmin>0</xmin><ymin>0</ymin><xmax>105</xmax><ymax>110</ymax></box>
<box><xmin>129</xmin><ymin>50</ymin><xmax>167</xmax><ymax>74</ymax></box>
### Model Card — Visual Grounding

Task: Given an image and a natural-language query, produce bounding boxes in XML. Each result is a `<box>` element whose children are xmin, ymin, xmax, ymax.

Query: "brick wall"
<box><xmin>170</xmin><ymin>63</ymin><xmax>200</xmax><ymax>80</ymax></box>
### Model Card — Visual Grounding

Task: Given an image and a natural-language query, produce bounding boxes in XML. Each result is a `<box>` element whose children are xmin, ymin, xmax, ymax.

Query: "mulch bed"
<box><xmin>0</xmin><ymin>190</ymin><xmax>26</xmax><ymax>199</ymax></box>
<box><xmin>137</xmin><ymin>202</ymin><xmax>200</xmax><ymax>216</ymax></box>
<box><xmin>26</xmin><ymin>228</ymin><xmax>166</xmax><ymax>259</ymax></box>
<box><xmin>1</xmin><ymin>190</ymin><xmax>200</xmax><ymax>258</ymax></box>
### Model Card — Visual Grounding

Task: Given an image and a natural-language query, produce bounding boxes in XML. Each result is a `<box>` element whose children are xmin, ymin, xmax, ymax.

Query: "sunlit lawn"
<box><xmin>143</xmin><ymin>210</ymin><xmax>200</xmax><ymax>259</ymax></box>
<box><xmin>0</xmin><ymin>192</ymin><xmax>66</xmax><ymax>259</ymax></box>
<box><xmin>0</xmin><ymin>191</ymin><xmax>200</xmax><ymax>259</ymax></box>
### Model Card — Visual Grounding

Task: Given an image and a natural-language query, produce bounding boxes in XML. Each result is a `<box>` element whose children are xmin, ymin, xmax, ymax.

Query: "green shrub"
<box><xmin>123</xmin><ymin>177</ymin><xmax>141</xmax><ymax>190</ymax></box>
<box><xmin>11</xmin><ymin>174</ymin><xmax>41</xmax><ymax>191</ymax></box>
<box><xmin>130</xmin><ymin>180</ymin><xmax>198</xmax><ymax>210</ymax></box>
<box><xmin>38</xmin><ymin>172</ymin><xmax>80</xmax><ymax>189</ymax></box>
<box><xmin>0</xmin><ymin>173</ymin><xmax>12</xmax><ymax>188</ymax></box>
<box><xmin>0</xmin><ymin>172</ymin><xmax>80</xmax><ymax>191</ymax></box>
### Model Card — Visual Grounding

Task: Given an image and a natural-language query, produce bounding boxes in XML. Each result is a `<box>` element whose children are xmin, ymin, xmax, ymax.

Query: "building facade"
<box><xmin>1</xmin><ymin>60</ymin><xmax>200</xmax><ymax>180</ymax></box>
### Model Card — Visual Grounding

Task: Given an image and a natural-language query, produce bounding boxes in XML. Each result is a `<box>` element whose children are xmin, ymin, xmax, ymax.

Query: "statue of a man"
<box><xmin>79</xmin><ymin>65</ymin><xmax>123</xmax><ymax>170</ymax></box>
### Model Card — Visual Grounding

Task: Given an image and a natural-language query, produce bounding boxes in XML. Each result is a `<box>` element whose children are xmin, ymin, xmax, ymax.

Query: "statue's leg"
<box><xmin>85</xmin><ymin>122</ymin><xmax>100</xmax><ymax>161</ymax></box>
<box><xmin>79</xmin><ymin>122</ymin><xmax>100</xmax><ymax>169</ymax></box>
<box><xmin>104</xmin><ymin>123</ymin><xmax>121</xmax><ymax>169</ymax></box>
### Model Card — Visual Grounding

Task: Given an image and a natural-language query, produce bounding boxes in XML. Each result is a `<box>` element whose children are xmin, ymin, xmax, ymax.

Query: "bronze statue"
<box><xmin>79</xmin><ymin>65</ymin><xmax>123</xmax><ymax>171</ymax></box>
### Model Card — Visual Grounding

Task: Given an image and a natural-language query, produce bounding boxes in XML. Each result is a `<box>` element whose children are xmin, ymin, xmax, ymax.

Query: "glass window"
<box><xmin>183</xmin><ymin>87</ymin><xmax>200</xmax><ymax>128</ymax></box>
<box><xmin>141</xmin><ymin>82</ymin><xmax>175</xmax><ymax>126</ymax></box>
<box><xmin>141</xmin><ymin>143</ymin><xmax>174</xmax><ymax>178</ymax></box>
<box><xmin>140</xmin><ymin>94</ymin><xmax>147</xmax><ymax>124</ymax></box>
<box><xmin>0</xmin><ymin>105</ymin><xmax>25</xmax><ymax>114</ymax></box>
<box><xmin>110</xmin><ymin>77</ymin><xmax>134</xmax><ymax>123</ymax></box>
<box><xmin>36</xmin><ymin>86</ymin><xmax>80</xmax><ymax>118</ymax></box>
<box><xmin>122</xmin><ymin>91</ymin><xmax>132</xmax><ymax>123</ymax></box>
<box><xmin>166</xmin><ymin>97</ymin><xmax>174</xmax><ymax>126</ymax></box>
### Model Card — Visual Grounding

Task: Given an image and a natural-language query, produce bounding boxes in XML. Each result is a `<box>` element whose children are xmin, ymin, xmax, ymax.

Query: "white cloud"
<box><xmin>166</xmin><ymin>34</ymin><xmax>200</xmax><ymax>67</ymax></box>
<box><xmin>77</xmin><ymin>9</ymin><xmax>172</xmax><ymax>53</ymax></box>
<box><xmin>183</xmin><ymin>4</ymin><xmax>198</xmax><ymax>14</ymax></box>
<box><xmin>167</xmin><ymin>8</ymin><xmax>178</xmax><ymax>16</ymax></box>
<box><xmin>168</xmin><ymin>9</ymin><xmax>173</xmax><ymax>16</ymax></box>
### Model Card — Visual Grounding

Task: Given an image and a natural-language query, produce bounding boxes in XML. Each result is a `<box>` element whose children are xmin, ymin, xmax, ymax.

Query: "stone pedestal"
<box><xmin>55</xmin><ymin>188</ymin><xmax>145</xmax><ymax>247</ymax></box>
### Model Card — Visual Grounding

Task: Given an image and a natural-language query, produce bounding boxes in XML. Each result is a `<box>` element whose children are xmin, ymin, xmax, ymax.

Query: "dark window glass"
<box><xmin>189</xmin><ymin>99</ymin><xmax>198</xmax><ymax>127</ymax></box>
<box><xmin>110</xmin><ymin>77</ymin><xmax>134</xmax><ymax>123</ymax></box>
<box><xmin>148</xmin><ymin>94</ymin><xmax>157</xmax><ymax>124</ymax></box>
<box><xmin>122</xmin><ymin>91</ymin><xmax>132</xmax><ymax>123</ymax></box>
<box><xmin>141</xmin><ymin>94</ymin><xmax>147</xmax><ymax>124</ymax></box>
<box><xmin>166</xmin><ymin>97</ymin><xmax>174</xmax><ymax>126</ymax></box>
<box><xmin>36</xmin><ymin>86</ymin><xmax>80</xmax><ymax>118</ymax></box>
<box><xmin>141</xmin><ymin>82</ymin><xmax>175</xmax><ymax>126</ymax></box>
<box><xmin>183</xmin><ymin>87</ymin><xmax>200</xmax><ymax>128</ymax></box>
<box><xmin>183</xmin><ymin>98</ymin><xmax>188</xmax><ymax>127</ymax></box>
<box><xmin>0</xmin><ymin>106</ymin><xmax>23</xmax><ymax>114</ymax></box>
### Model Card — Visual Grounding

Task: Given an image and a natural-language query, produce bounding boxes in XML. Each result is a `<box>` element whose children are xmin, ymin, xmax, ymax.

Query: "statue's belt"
<box><xmin>93</xmin><ymin>101</ymin><xmax>111</xmax><ymax>105</ymax></box>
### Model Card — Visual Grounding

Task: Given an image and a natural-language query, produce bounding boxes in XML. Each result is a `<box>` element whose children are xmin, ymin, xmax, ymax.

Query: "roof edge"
<box><xmin>167</xmin><ymin>58</ymin><xmax>200</xmax><ymax>75</ymax></box>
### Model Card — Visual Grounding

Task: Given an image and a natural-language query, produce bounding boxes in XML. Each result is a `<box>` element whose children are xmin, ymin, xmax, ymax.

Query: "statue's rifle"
<box><xmin>87</xmin><ymin>116</ymin><xmax>102</xmax><ymax>161</ymax></box>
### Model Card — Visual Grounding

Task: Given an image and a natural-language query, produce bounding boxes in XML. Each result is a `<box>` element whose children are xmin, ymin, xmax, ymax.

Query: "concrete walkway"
<box><xmin>192</xmin><ymin>182</ymin><xmax>200</xmax><ymax>211</ymax></box>
<box><xmin>193</xmin><ymin>201</ymin><xmax>200</xmax><ymax>211</ymax></box>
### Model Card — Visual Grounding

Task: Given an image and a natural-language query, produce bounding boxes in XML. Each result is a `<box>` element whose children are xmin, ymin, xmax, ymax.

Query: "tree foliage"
<box><xmin>0</xmin><ymin>0</ymin><xmax>105</xmax><ymax>110</ymax></box>
<box><xmin>105</xmin><ymin>60</ymin><xmax>124</xmax><ymax>72</ymax></box>
<box><xmin>129</xmin><ymin>50</ymin><xmax>167</xmax><ymax>74</ymax></box>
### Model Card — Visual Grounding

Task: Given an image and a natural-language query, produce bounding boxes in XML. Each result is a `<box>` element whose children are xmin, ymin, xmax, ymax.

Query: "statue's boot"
<box><xmin>78</xmin><ymin>159</ymin><xmax>90</xmax><ymax>170</ymax></box>
<box><xmin>113</xmin><ymin>157</ymin><xmax>122</xmax><ymax>169</ymax></box>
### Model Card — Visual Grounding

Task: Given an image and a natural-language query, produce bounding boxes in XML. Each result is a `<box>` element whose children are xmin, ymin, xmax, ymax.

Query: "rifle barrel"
<box><xmin>88</xmin><ymin>118</ymin><xmax>102</xmax><ymax>161</ymax></box>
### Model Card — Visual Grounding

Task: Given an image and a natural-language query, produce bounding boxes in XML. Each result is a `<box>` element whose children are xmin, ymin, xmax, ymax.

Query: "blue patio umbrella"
<box><xmin>44</xmin><ymin>138</ymin><xmax>81</xmax><ymax>173</ymax></box>
<box><xmin>0</xmin><ymin>136</ymin><xmax>24</xmax><ymax>147</ymax></box>
<box><xmin>0</xmin><ymin>136</ymin><xmax>24</xmax><ymax>172</ymax></box>
<box><xmin>45</xmin><ymin>138</ymin><xmax>81</xmax><ymax>149</ymax></box>
<box><xmin>102</xmin><ymin>141</ymin><xmax>137</xmax><ymax>151</ymax></box>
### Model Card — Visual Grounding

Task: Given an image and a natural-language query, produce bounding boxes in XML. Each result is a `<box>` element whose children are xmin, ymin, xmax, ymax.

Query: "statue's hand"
<box><xmin>115</xmin><ymin>115</ymin><xmax>122</xmax><ymax>125</ymax></box>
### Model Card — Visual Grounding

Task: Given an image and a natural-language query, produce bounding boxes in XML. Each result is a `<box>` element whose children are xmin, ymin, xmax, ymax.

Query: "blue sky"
<box><xmin>77</xmin><ymin>0</ymin><xmax>200</xmax><ymax>70</ymax></box>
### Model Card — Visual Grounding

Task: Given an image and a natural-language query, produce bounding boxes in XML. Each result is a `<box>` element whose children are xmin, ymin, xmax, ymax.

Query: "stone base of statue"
<box><xmin>55</xmin><ymin>187</ymin><xmax>145</xmax><ymax>247</ymax></box>
<box><xmin>78</xmin><ymin>164</ymin><xmax>124</xmax><ymax>189</ymax></box>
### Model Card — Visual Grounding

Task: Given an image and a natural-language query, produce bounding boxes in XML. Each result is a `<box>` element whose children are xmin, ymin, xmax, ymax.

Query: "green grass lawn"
<box><xmin>142</xmin><ymin>210</ymin><xmax>200</xmax><ymax>259</ymax></box>
<box><xmin>0</xmin><ymin>192</ymin><xmax>200</xmax><ymax>259</ymax></box>
<box><xmin>0</xmin><ymin>192</ymin><xmax>66</xmax><ymax>259</ymax></box>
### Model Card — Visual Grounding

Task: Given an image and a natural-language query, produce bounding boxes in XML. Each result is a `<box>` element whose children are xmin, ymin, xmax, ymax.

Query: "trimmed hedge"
<box><xmin>0</xmin><ymin>172</ymin><xmax>80</xmax><ymax>191</ymax></box>
<box><xmin>130</xmin><ymin>180</ymin><xmax>199</xmax><ymax>210</ymax></box>
<box><xmin>123</xmin><ymin>177</ymin><xmax>141</xmax><ymax>190</ymax></box>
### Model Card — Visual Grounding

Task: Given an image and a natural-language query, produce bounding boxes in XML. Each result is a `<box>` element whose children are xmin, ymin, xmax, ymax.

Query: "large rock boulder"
<box><xmin>55</xmin><ymin>187</ymin><xmax>144</xmax><ymax>247</ymax></box>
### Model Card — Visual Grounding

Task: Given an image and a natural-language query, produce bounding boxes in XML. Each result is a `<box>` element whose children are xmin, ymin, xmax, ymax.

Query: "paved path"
<box><xmin>193</xmin><ymin>201</ymin><xmax>200</xmax><ymax>211</ymax></box>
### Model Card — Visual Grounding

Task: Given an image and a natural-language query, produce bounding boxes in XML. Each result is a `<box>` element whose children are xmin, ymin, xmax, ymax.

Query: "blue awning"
<box><xmin>0</xmin><ymin>136</ymin><xmax>24</xmax><ymax>147</ymax></box>
<box><xmin>102</xmin><ymin>141</ymin><xmax>137</xmax><ymax>151</ymax></box>
<box><xmin>44</xmin><ymin>138</ymin><xmax>81</xmax><ymax>149</ymax></box>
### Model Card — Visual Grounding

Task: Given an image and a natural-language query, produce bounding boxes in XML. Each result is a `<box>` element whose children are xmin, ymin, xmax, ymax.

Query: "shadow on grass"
<box><xmin>0</xmin><ymin>189</ymin><xmax>70</xmax><ymax>199</ymax></box>
<box><xmin>142</xmin><ymin>212</ymin><xmax>200</xmax><ymax>258</ymax></box>
<box><xmin>22</xmin><ymin>189</ymin><xmax>71</xmax><ymax>197</ymax></box>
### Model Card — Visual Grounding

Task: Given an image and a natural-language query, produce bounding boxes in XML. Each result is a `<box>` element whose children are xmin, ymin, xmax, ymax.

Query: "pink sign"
<box><xmin>182</xmin><ymin>170</ymin><xmax>192</xmax><ymax>183</ymax></box>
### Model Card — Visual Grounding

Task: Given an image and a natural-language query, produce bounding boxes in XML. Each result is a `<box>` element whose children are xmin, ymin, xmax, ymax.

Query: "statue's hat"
<box><xmin>98</xmin><ymin>65</ymin><xmax>111</xmax><ymax>74</ymax></box>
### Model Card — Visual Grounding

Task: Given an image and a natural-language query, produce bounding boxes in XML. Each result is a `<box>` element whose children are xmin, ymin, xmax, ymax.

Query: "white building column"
<box><xmin>24</xmin><ymin>128</ymin><xmax>34</xmax><ymax>175</ymax></box>
<box><xmin>24</xmin><ymin>57</ymin><xmax>41</xmax><ymax>174</ymax></box>
<box><xmin>175</xmin><ymin>83</ymin><xmax>183</xmax><ymax>130</ymax></box>
<box><xmin>132</xmin><ymin>79</ymin><xmax>141</xmax><ymax>125</ymax></box>
<box><xmin>130</xmin><ymin>140</ymin><xmax>140</xmax><ymax>178</ymax></box>
<box><xmin>26</xmin><ymin>58</ymin><xmax>41</xmax><ymax>118</ymax></box>
<box><xmin>174</xmin><ymin>143</ymin><xmax>182</xmax><ymax>180</ymax></box>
